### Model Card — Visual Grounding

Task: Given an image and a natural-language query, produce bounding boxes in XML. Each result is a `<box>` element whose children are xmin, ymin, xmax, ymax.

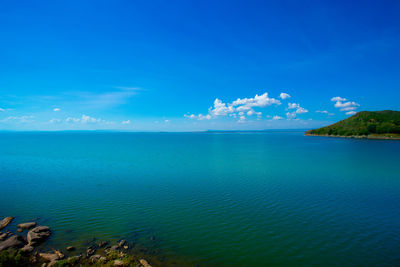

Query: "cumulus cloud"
<box><xmin>209</xmin><ymin>98</ymin><xmax>234</xmax><ymax>116</ymax></box>
<box><xmin>272</xmin><ymin>115</ymin><xmax>283</xmax><ymax>120</ymax></box>
<box><xmin>185</xmin><ymin>92</ymin><xmax>280</xmax><ymax>122</ymax></box>
<box><xmin>53</xmin><ymin>108</ymin><xmax>61</xmax><ymax>112</ymax></box>
<box><xmin>331</xmin><ymin>96</ymin><xmax>360</xmax><ymax>115</ymax></box>
<box><xmin>231</xmin><ymin>93</ymin><xmax>281</xmax><ymax>111</ymax></box>
<box><xmin>121</xmin><ymin>120</ymin><xmax>131</xmax><ymax>124</ymax></box>
<box><xmin>287</xmin><ymin>103</ymin><xmax>308</xmax><ymax>115</ymax></box>
<box><xmin>279</xmin><ymin>93</ymin><xmax>291</xmax><ymax>99</ymax></box>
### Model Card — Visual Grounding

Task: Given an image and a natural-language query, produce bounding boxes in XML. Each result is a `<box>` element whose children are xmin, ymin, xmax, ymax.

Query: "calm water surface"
<box><xmin>0</xmin><ymin>132</ymin><xmax>399</xmax><ymax>266</ymax></box>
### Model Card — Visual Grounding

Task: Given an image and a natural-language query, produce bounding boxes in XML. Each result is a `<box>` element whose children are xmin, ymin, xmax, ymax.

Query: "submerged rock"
<box><xmin>0</xmin><ymin>234</ymin><xmax>26</xmax><ymax>251</ymax></box>
<box><xmin>139</xmin><ymin>259</ymin><xmax>152</xmax><ymax>267</ymax></box>
<box><xmin>66</xmin><ymin>246</ymin><xmax>75</xmax><ymax>251</ymax></box>
<box><xmin>17</xmin><ymin>222</ymin><xmax>37</xmax><ymax>230</ymax></box>
<box><xmin>27</xmin><ymin>226</ymin><xmax>51</xmax><ymax>246</ymax></box>
<box><xmin>0</xmin><ymin>217</ymin><xmax>14</xmax><ymax>230</ymax></box>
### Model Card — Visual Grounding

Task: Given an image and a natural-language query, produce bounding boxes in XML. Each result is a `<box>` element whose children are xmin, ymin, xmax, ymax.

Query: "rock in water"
<box><xmin>0</xmin><ymin>235</ymin><xmax>26</xmax><ymax>251</ymax></box>
<box><xmin>0</xmin><ymin>217</ymin><xmax>14</xmax><ymax>230</ymax></box>
<box><xmin>39</xmin><ymin>253</ymin><xmax>59</xmax><ymax>262</ymax></box>
<box><xmin>86</xmin><ymin>246</ymin><xmax>96</xmax><ymax>257</ymax></box>
<box><xmin>27</xmin><ymin>226</ymin><xmax>51</xmax><ymax>246</ymax></box>
<box><xmin>54</xmin><ymin>250</ymin><xmax>64</xmax><ymax>259</ymax></box>
<box><xmin>139</xmin><ymin>259</ymin><xmax>152</xmax><ymax>267</ymax></box>
<box><xmin>0</xmin><ymin>232</ymin><xmax>11</xmax><ymax>241</ymax></box>
<box><xmin>20</xmin><ymin>245</ymin><xmax>34</xmax><ymax>253</ymax></box>
<box><xmin>118</xmin><ymin>240</ymin><xmax>126</xmax><ymax>247</ymax></box>
<box><xmin>17</xmin><ymin>222</ymin><xmax>37</xmax><ymax>229</ymax></box>
<box><xmin>66</xmin><ymin>246</ymin><xmax>75</xmax><ymax>251</ymax></box>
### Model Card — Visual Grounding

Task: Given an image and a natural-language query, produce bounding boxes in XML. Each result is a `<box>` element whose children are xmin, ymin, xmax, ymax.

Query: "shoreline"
<box><xmin>0</xmin><ymin>216</ymin><xmax>190</xmax><ymax>266</ymax></box>
<box><xmin>305</xmin><ymin>133</ymin><xmax>400</xmax><ymax>140</ymax></box>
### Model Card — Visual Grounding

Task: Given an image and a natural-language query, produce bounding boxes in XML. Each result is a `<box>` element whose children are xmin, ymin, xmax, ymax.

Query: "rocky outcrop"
<box><xmin>0</xmin><ymin>234</ymin><xmax>26</xmax><ymax>251</ymax></box>
<box><xmin>0</xmin><ymin>231</ymin><xmax>12</xmax><ymax>241</ymax></box>
<box><xmin>27</xmin><ymin>226</ymin><xmax>51</xmax><ymax>246</ymax></box>
<box><xmin>0</xmin><ymin>217</ymin><xmax>14</xmax><ymax>230</ymax></box>
<box><xmin>66</xmin><ymin>246</ymin><xmax>75</xmax><ymax>251</ymax></box>
<box><xmin>39</xmin><ymin>252</ymin><xmax>59</xmax><ymax>262</ymax></box>
<box><xmin>113</xmin><ymin>259</ymin><xmax>125</xmax><ymax>266</ymax></box>
<box><xmin>139</xmin><ymin>259</ymin><xmax>152</xmax><ymax>267</ymax></box>
<box><xmin>17</xmin><ymin>222</ymin><xmax>37</xmax><ymax>230</ymax></box>
<box><xmin>20</xmin><ymin>244</ymin><xmax>34</xmax><ymax>253</ymax></box>
<box><xmin>86</xmin><ymin>245</ymin><xmax>96</xmax><ymax>257</ymax></box>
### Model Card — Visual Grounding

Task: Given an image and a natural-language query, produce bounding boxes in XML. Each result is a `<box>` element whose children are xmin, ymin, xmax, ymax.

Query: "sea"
<box><xmin>0</xmin><ymin>131</ymin><xmax>399</xmax><ymax>266</ymax></box>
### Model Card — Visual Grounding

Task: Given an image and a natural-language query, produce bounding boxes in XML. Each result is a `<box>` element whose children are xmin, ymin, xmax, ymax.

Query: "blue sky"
<box><xmin>0</xmin><ymin>0</ymin><xmax>399</xmax><ymax>131</ymax></box>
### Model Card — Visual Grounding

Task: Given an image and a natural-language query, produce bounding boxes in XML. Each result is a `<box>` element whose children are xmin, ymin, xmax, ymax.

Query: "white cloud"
<box><xmin>209</xmin><ymin>98</ymin><xmax>234</xmax><ymax>116</ymax></box>
<box><xmin>316</xmin><ymin>110</ymin><xmax>334</xmax><ymax>115</ymax></box>
<box><xmin>165</xmin><ymin>120</ymin><xmax>170</xmax><ymax>123</ymax></box>
<box><xmin>185</xmin><ymin>92</ymin><xmax>281</xmax><ymax>122</ymax></box>
<box><xmin>346</xmin><ymin>111</ymin><xmax>357</xmax><ymax>115</ymax></box>
<box><xmin>272</xmin><ymin>115</ymin><xmax>283</xmax><ymax>120</ymax></box>
<box><xmin>287</xmin><ymin>103</ymin><xmax>308</xmax><ymax>114</ymax></box>
<box><xmin>331</xmin><ymin>96</ymin><xmax>347</xmax><ymax>102</ymax></box>
<box><xmin>1</xmin><ymin>115</ymin><xmax>34</xmax><ymax>123</ymax></box>
<box><xmin>238</xmin><ymin>115</ymin><xmax>246</xmax><ymax>123</ymax></box>
<box><xmin>65</xmin><ymin>117</ymin><xmax>80</xmax><ymax>123</ymax></box>
<box><xmin>279</xmin><ymin>92</ymin><xmax>291</xmax><ymax>99</ymax></box>
<box><xmin>331</xmin><ymin>96</ymin><xmax>360</xmax><ymax>114</ymax></box>
<box><xmin>66</xmin><ymin>114</ymin><xmax>102</xmax><ymax>124</ymax></box>
<box><xmin>49</xmin><ymin>118</ymin><xmax>61</xmax><ymax>123</ymax></box>
<box><xmin>53</xmin><ymin>108</ymin><xmax>61</xmax><ymax>112</ymax></box>
<box><xmin>295</xmin><ymin>107</ymin><xmax>308</xmax><ymax>114</ymax></box>
<box><xmin>339</xmin><ymin>106</ymin><xmax>357</xmax><ymax>111</ymax></box>
<box><xmin>121</xmin><ymin>120</ymin><xmax>131</xmax><ymax>124</ymax></box>
<box><xmin>0</xmin><ymin>108</ymin><xmax>4</xmax><ymax>112</ymax></box>
<box><xmin>81</xmin><ymin>114</ymin><xmax>101</xmax><ymax>123</ymax></box>
<box><xmin>231</xmin><ymin>92</ymin><xmax>281</xmax><ymax>110</ymax></box>
<box><xmin>184</xmin><ymin>114</ymin><xmax>212</xmax><ymax>120</ymax></box>
<box><xmin>286</xmin><ymin>112</ymin><xmax>297</xmax><ymax>119</ymax></box>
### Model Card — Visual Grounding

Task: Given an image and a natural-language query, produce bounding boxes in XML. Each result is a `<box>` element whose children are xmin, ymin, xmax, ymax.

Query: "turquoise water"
<box><xmin>0</xmin><ymin>132</ymin><xmax>400</xmax><ymax>266</ymax></box>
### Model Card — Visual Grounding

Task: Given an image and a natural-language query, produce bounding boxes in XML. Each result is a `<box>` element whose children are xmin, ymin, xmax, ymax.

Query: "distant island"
<box><xmin>306</xmin><ymin>110</ymin><xmax>400</xmax><ymax>140</ymax></box>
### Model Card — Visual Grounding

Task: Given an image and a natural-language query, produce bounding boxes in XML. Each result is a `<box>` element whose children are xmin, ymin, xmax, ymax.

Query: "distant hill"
<box><xmin>306</xmin><ymin>110</ymin><xmax>400</xmax><ymax>139</ymax></box>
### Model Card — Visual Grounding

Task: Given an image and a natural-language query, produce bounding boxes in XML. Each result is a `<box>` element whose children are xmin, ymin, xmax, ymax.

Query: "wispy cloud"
<box><xmin>0</xmin><ymin>115</ymin><xmax>35</xmax><ymax>123</ymax></box>
<box><xmin>316</xmin><ymin>110</ymin><xmax>334</xmax><ymax>115</ymax></box>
